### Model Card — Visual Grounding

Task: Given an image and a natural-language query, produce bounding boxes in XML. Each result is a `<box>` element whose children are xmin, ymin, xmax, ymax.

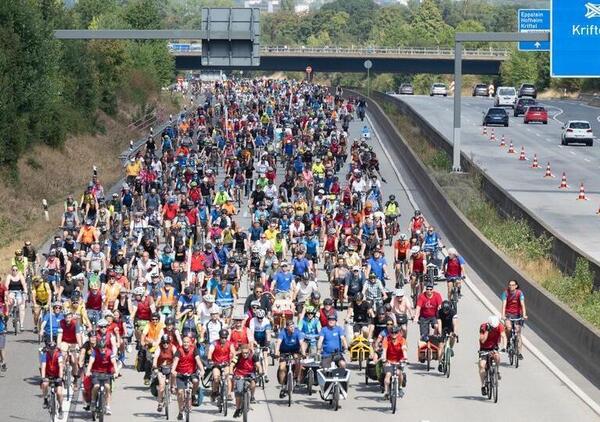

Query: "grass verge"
<box><xmin>379</xmin><ymin>97</ymin><xmax>600</xmax><ymax>328</ymax></box>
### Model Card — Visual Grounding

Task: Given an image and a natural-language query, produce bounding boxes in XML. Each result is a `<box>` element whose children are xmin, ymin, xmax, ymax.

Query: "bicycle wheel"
<box><xmin>515</xmin><ymin>336</ymin><xmax>520</xmax><ymax>369</ymax></box>
<box><xmin>426</xmin><ymin>348</ymin><xmax>431</xmax><ymax>372</ymax></box>
<box><xmin>243</xmin><ymin>389</ymin><xmax>250</xmax><ymax>422</ymax></box>
<box><xmin>493</xmin><ymin>366</ymin><xmax>499</xmax><ymax>403</ymax></box>
<box><xmin>332</xmin><ymin>384</ymin><xmax>340</xmax><ymax>411</ymax></box>
<box><xmin>49</xmin><ymin>391</ymin><xmax>56</xmax><ymax>422</ymax></box>
<box><xmin>444</xmin><ymin>348</ymin><xmax>451</xmax><ymax>378</ymax></box>
<box><xmin>222</xmin><ymin>383</ymin><xmax>228</xmax><ymax>416</ymax></box>
<box><xmin>390</xmin><ymin>378</ymin><xmax>397</xmax><ymax>414</ymax></box>
<box><xmin>307</xmin><ymin>370</ymin><xmax>314</xmax><ymax>396</ymax></box>
<box><xmin>64</xmin><ymin>363</ymin><xmax>72</xmax><ymax>401</ymax></box>
<box><xmin>358</xmin><ymin>351</ymin><xmax>364</xmax><ymax>372</ymax></box>
<box><xmin>287</xmin><ymin>373</ymin><xmax>293</xmax><ymax>407</ymax></box>
<box><xmin>508</xmin><ymin>342</ymin><xmax>515</xmax><ymax>366</ymax></box>
<box><xmin>486</xmin><ymin>370</ymin><xmax>493</xmax><ymax>400</ymax></box>
<box><xmin>98</xmin><ymin>389</ymin><xmax>105</xmax><ymax>422</ymax></box>
<box><xmin>164</xmin><ymin>384</ymin><xmax>170</xmax><ymax>420</ymax></box>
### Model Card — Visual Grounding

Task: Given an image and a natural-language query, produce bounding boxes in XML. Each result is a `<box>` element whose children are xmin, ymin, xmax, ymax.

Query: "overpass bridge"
<box><xmin>171</xmin><ymin>44</ymin><xmax>509</xmax><ymax>74</ymax></box>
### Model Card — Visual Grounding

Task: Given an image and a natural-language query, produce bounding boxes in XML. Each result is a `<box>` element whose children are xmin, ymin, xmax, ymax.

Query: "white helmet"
<box><xmin>488</xmin><ymin>315</ymin><xmax>500</xmax><ymax>328</ymax></box>
<box><xmin>399</xmin><ymin>233</ymin><xmax>408</xmax><ymax>241</ymax></box>
<box><xmin>252</xmin><ymin>245</ymin><xmax>260</xmax><ymax>253</ymax></box>
<box><xmin>447</xmin><ymin>247</ymin><xmax>458</xmax><ymax>257</ymax></box>
<box><xmin>133</xmin><ymin>286</ymin><xmax>145</xmax><ymax>296</ymax></box>
<box><xmin>410</xmin><ymin>246</ymin><xmax>420</xmax><ymax>255</ymax></box>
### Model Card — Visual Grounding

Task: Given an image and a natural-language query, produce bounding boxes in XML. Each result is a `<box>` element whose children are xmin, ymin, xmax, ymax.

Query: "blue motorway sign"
<box><xmin>551</xmin><ymin>0</ymin><xmax>600</xmax><ymax>77</ymax></box>
<box><xmin>518</xmin><ymin>9</ymin><xmax>550</xmax><ymax>51</ymax></box>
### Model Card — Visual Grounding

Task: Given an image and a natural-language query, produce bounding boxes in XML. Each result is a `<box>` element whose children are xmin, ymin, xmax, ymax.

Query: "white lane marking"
<box><xmin>570</xmin><ymin>151</ymin><xmax>577</xmax><ymax>156</ymax></box>
<box><xmin>543</xmin><ymin>105</ymin><xmax>565</xmax><ymax>125</ymax></box>
<box><xmin>536</xmin><ymin>133</ymin><xmax>542</xmax><ymax>137</ymax></box>
<box><xmin>585</xmin><ymin>158</ymin><xmax>591</xmax><ymax>162</ymax></box>
<box><xmin>546</xmin><ymin>138</ymin><xmax>555</xmax><ymax>143</ymax></box>
<box><xmin>369</xmin><ymin>110</ymin><xmax>600</xmax><ymax>417</ymax></box>
<box><xmin>366</xmin><ymin>113</ymin><xmax>419</xmax><ymax>210</ymax></box>
<box><xmin>597</xmin><ymin>115</ymin><xmax>600</xmax><ymax>123</ymax></box>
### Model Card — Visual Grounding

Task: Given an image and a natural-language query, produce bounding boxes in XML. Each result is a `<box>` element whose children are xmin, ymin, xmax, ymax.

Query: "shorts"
<box><xmin>321</xmin><ymin>353</ymin><xmax>345</xmax><ymax>369</ymax></box>
<box><xmin>383</xmin><ymin>363</ymin><xmax>404</xmax><ymax>374</ymax></box>
<box><xmin>220</xmin><ymin>306</ymin><xmax>233</xmax><ymax>318</ymax></box>
<box><xmin>0</xmin><ymin>333</ymin><xmax>6</xmax><ymax>350</ymax></box>
<box><xmin>505</xmin><ymin>314</ymin><xmax>523</xmax><ymax>325</ymax></box>
<box><xmin>43</xmin><ymin>376</ymin><xmax>64</xmax><ymax>387</ymax></box>
<box><xmin>8</xmin><ymin>291</ymin><xmax>24</xmax><ymax>302</ymax></box>
<box><xmin>254</xmin><ymin>334</ymin><xmax>268</xmax><ymax>348</ymax></box>
<box><xmin>91</xmin><ymin>372</ymin><xmax>112</xmax><ymax>386</ymax></box>
<box><xmin>176</xmin><ymin>373</ymin><xmax>199</xmax><ymax>389</ymax></box>
<box><xmin>418</xmin><ymin>317</ymin><xmax>437</xmax><ymax>337</ymax></box>
<box><xmin>234</xmin><ymin>374</ymin><xmax>255</xmax><ymax>394</ymax></box>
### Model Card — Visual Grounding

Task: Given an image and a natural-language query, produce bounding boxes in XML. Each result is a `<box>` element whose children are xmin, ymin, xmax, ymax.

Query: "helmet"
<box><xmin>97</xmin><ymin>319</ymin><xmax>109</xmax><ymax>327</ymax></box>
<box><xmin>399</xmin><ymin>233</ymin><xmax>408</xmax><ymax>241</ymax></box>
<box><xmin>393</xmin><ymin>289</ymin><xmax>405</xmax><ymax>297</ymax></box>
<box><xmin>164</xmin><ymin>277</ymin><xmax>173</xmax><ymax>285</ymax></box>
<box><xmin>311</xmin><ymin>291</ymin><xmax>321</xmax><ymax>301</ymax></box>
<box><xmin>133</xmin><ymin>287</ymin><xmax>145</xmax><ymax>296</ymax></box>
<box><xmin>410</xmin><ymin>246</ymin><xmax>420</xmax><ymax>255</ymax></box>
<box><xmin>488</xmin><ymin>315</ymin><xmax>500</xmax><ymax>328</ymax></box>
<box><xmin>71</xmin><ymin>290</ymin><xmax>81</xmax><ymax>300</ymax></box>
<box><xmin>354</xmin><ymin>292</ymin><xmax>364</xmax><ymax>302</ymax></box>
<box><xmin>250</xmin><ymin>300</ymin><xmax>261</xmax><ymax>308</ymax></box>
<box><xmin>165</xmin><ymin>316</ymin><xmax>175</xmax><ymax>325</ymax></box>
<box><xmin>160</xmin><ymin>334</ymin><xmax>170</xmax><ymax>345</ymax></box>
<box><xmin>102</xmin><ymin>310</ymin><xmax>114</xmax><ymax>318</ymax></box>
<box><xmin>203</xmin><ymin>294</ymin><xmax>215</xmax><ymax>303</ymax></box>
<box><xmin>219</xmin><ymin>329</ymin><xmax>229</xmax><ymax>339</ymax></box>
<box><xmin>391</xmin><ymin>325</ymin><xmax>401</xmax><ymax>334</ymax></box>
<box><xmin>440</xmin><ymin>300</ymin><xmax>452</xmax><ymax>313</ymax></box>
<box><xmin>15</xmin><ymin>249</ymin><xmax>22</xmax><ymax>256</ymax></box>
<box><xmin>414</xmin><ymin>209</ymin><xmax>422</xmax><ymax>216</ymax></box>
<box><xmin>389</xmin><ymin>194</ymin><xmax>395</xmax><ymax>200</ymax></box>
<box><xmin>252</xmin><ymin>245</ymin><xmax>259</xmax><ymax>253</ymax></box>
<box><xmin>447</xmin><ymin>247</ymin><xmax>457</xmax><ymax>257</ymax></box>
<box><xmin>255</xmin><ymin>309</ymin><xmax>266</xmax><ymax>319</ymax></box>
<box><xmin>45</xmin><ymin>339</ymin><xmax>57</xmax><ymax>350</ymax></box>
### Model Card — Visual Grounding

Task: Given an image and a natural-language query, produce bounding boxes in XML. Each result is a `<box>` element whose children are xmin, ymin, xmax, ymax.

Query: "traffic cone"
<box><xmin>499</xmin><ymin>136</ymin><xmax>506</xmax><ymax>147</ymax></box>
<box><xmin>482</xmin><ymin>126</ymin><xmax>488</xmax><ymax>136</ymax></box>
<box><xmin>507</xmin><ymin>142</ymin><xmax>515</xmax><ymax>153</ymax></box>
<box><xmin>518</xmin><ymin>146</ymin><xmax>527</xmax><ymax>161</ymax></box>
<box><xmin>531</xmin><ymin>154</ymin><xmax>539</xmax><ymax>168</ymax></box>
<box><xmin>490</xmin><ymin>129</ymin><xmax>496</xmax><ymax>141</ymax></box>
<box><xmin>577</xmin><ymin>183</ymin><xmax>588</xmax><ymax>200</ymax></box>
<box><xmin>544</xmin><ymin>162</ymin><xmax>554</xmax><ymax>178</ymax></box>
<box><xmin>558</xmin><ymin>172</ymin><xmax>569</xmax><ymax>189</ymax></box>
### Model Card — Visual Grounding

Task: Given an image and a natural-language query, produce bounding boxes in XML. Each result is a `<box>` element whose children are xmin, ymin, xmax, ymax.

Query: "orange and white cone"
<box><xmin>558</xmin><ymin>172</ymin><xmax>569</xmax><ymax>189</ymax></box>
<box><xmin>507</xmin><ymin>142</ymin><xmax>515</xmax><ymax>153</ymax></box>
<box><xmin>490</xmin><ymin>129</ymin><xmax>496</xmax><ymax>141</ymax></box>
<box><xmin>518</xmin><ymin>146</ymin><xmax>527</xmax><ymax>161</ymax></box>
<box><xmin>577</xmin><ymin>183</ymin><xmax>588</xmax><ymax>200</ymax></box>
<box><xmin>531</xmin><ymin>154</ymin><xmax>539</xmax><ymax>168</ymax></box>
<box><xmin>499</xmin><ymin>136</ymin><xmax>506</xmax><ymax>147</ymax></box>
<box><xmin>482</xmin><ymin>126</ymin><xmax>488</xmax><ymax>136</ymax></box>
<box><xmin>544</xmin><ymin>162</ymin><xmax>554</xmax><ymax>178</ymax></box>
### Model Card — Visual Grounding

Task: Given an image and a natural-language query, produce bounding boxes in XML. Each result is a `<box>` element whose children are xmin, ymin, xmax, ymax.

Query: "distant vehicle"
<box><xmin>430</xmin><ymin>83</ymin><xmax>448</xmax><ymax>97</ymax></box>
<box><xmin>385</xmin><ymin>91</ymin><xmax>396</xmax><ymax>95</ymax></box>
<box><xmin>399</xmin><ymin>83</ymin><xmax>414</xmax><ymax>95</ymax></box>
<box><xmin>523</xmin><ymin>106</ymin><xmax>548</xmax><ymax>124</ymax></box>
<box><xmin>561</xmin><ymin>120</ymin><xmax>594</xmax><ymax>146</ymax></box>
<box><xmin>483</xmin><ymin>107</ymin><xmax>509</xmax><ymax>127</ymax></box>
<box><xmin>472</xmin><ymin>84</ymin><xmax>489</xmax><ymax>97</ymax></box>
<box><xmin>518</xmin><ymin>83</ymin><xmax>537</xmax><ymax>99</ymax></box>
<box><xmin>514</xmin><ymin>97</ymin><xmax>537</xmax><ymax>117</ymax></box>
<box><xmin>494</xmin><ymin>86</ymin><xmax>517</xmax><ymax>108</ymax></box>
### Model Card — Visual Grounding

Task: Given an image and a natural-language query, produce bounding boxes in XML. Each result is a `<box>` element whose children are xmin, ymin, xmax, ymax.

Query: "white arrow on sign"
<box><xmin>534</xmin><ymin>42</ymin><xmax>541</xmax><ymax>48</ymax></box>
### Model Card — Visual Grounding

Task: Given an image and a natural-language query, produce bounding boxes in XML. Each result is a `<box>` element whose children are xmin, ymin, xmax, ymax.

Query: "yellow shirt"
<box><xmin>264</xmin><ymin>228</ymin><xmax>279</xmax><ymax>241</ymax></box>
<box><xmin>125</xmin><ymin>160</ymin><xmax>142</xmax><ymax>177</ymax></box>
<box><xmin>33</xmin><ymin>282</ymin><xmax>51</xmax><ymax>304</ymax></box>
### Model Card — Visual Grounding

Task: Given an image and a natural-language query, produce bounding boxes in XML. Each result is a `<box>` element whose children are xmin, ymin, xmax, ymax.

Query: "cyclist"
<box><xmin>40</xmin><ymin>340</ymin><xmax>65</xmax><ymax>419</ymax></box>
<box><xmin>381</xmin><ymin>326</ymin><xmax>407</xmax><ymax>400</ymax></box>
<box><xmin>86</xmin><ymin>335</ymin><xmax>119</xmax><ymax>415</ymax></box>
<box><xmin>501</xmin><ymin>280</ymin><xmax>528</xmax><ymax>360</ymax></box>
<box><xmin>41</xmin><ymin>301</ymin><xmax>65</xmax><ymax>343</ymax></box>
<box><xmin>297</xmin><ymin>306</ymin><xmax>321</xmax><ymax>355</ymax></box>
<box><xmin>249</xmin><ymin>308</ymin><xmax>272</xmax><ymax>367</ymax></box>
<box><xmin>317</xmin><ymin>314</ymin><xmax>348</xmax><ymax>369</ymax></box>
<box><xmin>5</xmin><ymin>265</ymin><xmax>26</xmax><ymax>332</ymax></box>
<box><xmin>442</xmin><ymin>247</ymin><xmax>466</xmax><ymax>299</ymax></box>
<box><xmin>152</xmin><ymin>334</ymin><xmax>176</xmax><ymax>413</ymax></box>
<box><xmin>173</xmin><ymin>335</ymin><xmax>205</xmax><ymax>420</ymax></box>
<box><xmin>422</xmin><ymin>226</ymin><xmax>442</xmax><ymax>264</ymax></box>
<box><xmin>414</xmin><ymin>283</ymin><xmax>443</xmax><ymax>339</ymax></box>
<box><xmin>362</xmin><ymin>272</ymin><xmax>387</xmax><ymax>312</ymax></box>
<box><xmin>31</xmin><ymin>276</ymin><xmax>51</xmax><ymax>333</ymax></box>
<box><xmin>390</xmin><ymin>289</ymin><xmax>413</xmax><ymax>338</ymax></box>
<box><xmin>207</xmin><ymin>329</ymin><xmax>235</xmax><ymax>402</ymax></box>
<box><xmin>436</xmin><ymin>300</ymin><xmax>458</xmax><ymax>372</ymax></box>
<box><xmin>0</xmin><ymin>311</ymin><xmax>6</xmax><ymax>371</ymax></box>
<box><xmin>408</xmin><ymin>245</ymin><xmax>426</xmax><ymax>304</ymax></box>
<box><xmin>366</xmin><ymin>248</ymin><xmax>389</xmax><ymax>286</ymax></box>
<box><xmin>141</xmin><ymin>313</ymin><xmax>165</xmax><ymax>384</ymax></box>
<box><xmin>230</xmin><ymin>343</ymin><xmax>262</xmax><ymax>418</ymax></box>
<box><xmin>274</xmin><ymin>319</ymin><xmax>306</xmax><ymax>398</ymax></box>
<box><xmin>57</xmin><ymin>311</ymin><xmax>83</xmax><ymax>386</ymax></box>
<box><xmin>478</xmin><ymin>315</ymin><xmax>505</xmax><ymax>396</ymax></box>
<box><xmin>408</xmin><ymin>209</ymin><xmax>427</xmax><ymax>237</ymax></box>
<box><xmin>394</xmin><ymin>234</ymin><xmax>410</xmax><ymax>287</ymax></box>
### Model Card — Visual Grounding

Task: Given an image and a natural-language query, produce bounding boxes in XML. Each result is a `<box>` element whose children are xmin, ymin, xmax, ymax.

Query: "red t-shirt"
<box><xmin>211</xmin><ymin>340</ymin><xmax>233</xmax><ymax>364</ymax></box>
<box><xmin>479</xmin><ymin>324</ymin><xmax>504</xmax><ymax>350</ymax></box>
<box><xmin>230</xmin><ymin>328</ymin><xmax>249</xmax><ymax>350</ymax></box>
<box><xmin>383</xmin><ymin>336</ymin><xmax>406</xmax><ymax>362</ymax></box>
<box><xmin>42</xmin><ymin>350</ymin><xmax>63</xmax><ymax>378</ymax></box>
<box><xmin>417</xmin><ymin>291</ymin><xmax>443</xmax><ymax>319</ymax></box>
<box><xmin>163</xmin><ymin>204</ymin><xmax>179</xmax><ymax>221</ymax></box>
<box><xmin>233</xmin><ymin>355</ymin><xmax>256</xmax><ymax>377</ymax></box>
<box><xmin>175</xmin><ymin>346</ymin><xmax>199</xmax><ymax>374</ymax></box>
<box><xmin>59</xmin><ymin>319</ymin><xmax>78</xmax><ymax>344</ymax></box>
<box><xmin>0</xmin><ymin>284</ymin><xmax>6</xmax><ymax>307</ymax></box>
<box><xmin>91</xmin><ymin>346</ymin><xmax>114</xmax><ymax>373</ymax></box>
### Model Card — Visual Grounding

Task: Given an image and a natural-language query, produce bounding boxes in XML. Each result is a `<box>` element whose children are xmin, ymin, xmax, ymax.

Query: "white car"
<box><xmin>561</xmin><ymin>120</ymin><xmax>594</xmax><ymax>146</ymax></box>
<box><xmin>494</xmin><ymin>86</ymin><xmax>517</xmax><ymax>108</ymax></box>
<box><xmin>430</xmin><ymin>83</ymin><xmax>448</xmax><ymax>97</ymax></box>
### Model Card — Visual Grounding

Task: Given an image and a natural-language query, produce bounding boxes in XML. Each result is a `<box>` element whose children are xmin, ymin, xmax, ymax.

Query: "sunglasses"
<box><xmin>255</xmin><ymin>290</ymin><xmax>263</xmax><ymax>294</ymax></box>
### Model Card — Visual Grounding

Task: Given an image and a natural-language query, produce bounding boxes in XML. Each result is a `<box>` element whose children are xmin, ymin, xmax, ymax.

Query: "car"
<box><xmin>430</xmin><ymin>83</ymin><xmax>448</xmax><ymax>97</ymax></box>
<box><xmin>514</xmin><ymin>97</ymin><xmax>537</xmax><ymax>116</ymax></box>
<box><xmin>518</xmin><ymin>83</ymin><xmax>537</xmax><ymax>98</ymax></box>
<box><xmin>483</xmin><ymin>107</ymin><xmax>509</xmax><ymax>127</ymax></box>
<box><xmin>561</xmin><ymin>120</ymin><xmax>594</xmax><ymax>146</ymax></box>
<box><xmin>523</xmin><ymin>106</ymin><xmax>548</xmax><ymax>124</ymax></box>
<box><xmin>494</xmin><ymin>86</ymin><xmax>518</xmax><ymax>108</ymax></box>
<box><xmin>399</xmin><ymin>83</ymin><xmax>414</xmax><ymax>95</ymax></box>
<box><xmin>472</xmin><ymin>83</ymin><xmax>489</xmax><ymax>97</ymax></box>
<box><xmin>385</xmin><ymin>91</ymin><xmax>396</xmax><ymax>95</ymax></box>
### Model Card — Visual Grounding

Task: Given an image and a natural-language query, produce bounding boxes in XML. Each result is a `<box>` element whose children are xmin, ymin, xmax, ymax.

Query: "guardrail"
<box><xmin>354</xmin><ymin>88</ymin><xmax>600</xmax><ymax>388</ymax></box>
<box><xmin>166</xmin><ymin>43</ymin><xmax>509</xmax><ymax>59</ymax></box>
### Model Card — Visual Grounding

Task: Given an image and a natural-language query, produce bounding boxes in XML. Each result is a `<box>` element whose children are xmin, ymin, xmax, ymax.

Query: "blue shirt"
<box><xmin>274</xmin><ymin>271</ymin><xmax>293</xmax><ymax>293</ymax></box>
<box><xmin>319</xmin><ymin>325</ymin><xmax>345</xmax><ymax>356</ymax></box>
<box><xmin>368</xmin><ymin>256</ymin><xmax>387</xmax><ymax>280</ymax></box>
<box><xmin>298</xmin><ymin>318</ymin><xmax>321</xmax><ymax>343</ymax></box>
<box><xmin>43</xmin><ymin>312</ymin><xmax>65</xmax><ymax>336</ymax></box>
<box><xmin>303</xmin><ymin>238</ymin><xmax>319</xmax><ymax>255</ymax></box>
<box><xmin>178</xmin><ymin>295</ymin><xmax>199</xmax><ymax>311</ymax></box>
<box><xmin>292</xmin><ymin>257</ymin><xmax>310</xmax><ymax>277</ymax></box>
<box><xmin>278</xmin><ymin>329</ymin><xmax>305</xmax><ymax>353</ymax></box>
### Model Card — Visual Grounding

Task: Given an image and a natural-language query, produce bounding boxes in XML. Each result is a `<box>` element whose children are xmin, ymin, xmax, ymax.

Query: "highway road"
<box><xmin>1</xmin><ymin>107</ymin><xmax>600</xmax><ymax>422</ymax></box>
<box><xmin>392</xmin><ymin>94</ymin><xmax>600</xmax><ymax>262</ymax></box>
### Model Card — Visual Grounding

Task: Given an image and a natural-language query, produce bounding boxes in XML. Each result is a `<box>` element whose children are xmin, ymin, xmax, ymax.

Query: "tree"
<box><xmin>455</xmin><ymin>19</ymin><xmax>487</xmax><ymax>49</ymax></box>
<box><xmin>281</xmin><ymin>0</ymin><xmax>296</xmax><ymax>12</ymax></box>
<box><xmin>369</xmin><ymin>6</ymin><xmax>409</xmax><ymax>47</ymax></box>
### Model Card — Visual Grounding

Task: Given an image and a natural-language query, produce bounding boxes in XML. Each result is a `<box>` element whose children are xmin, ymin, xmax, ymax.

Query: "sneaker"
<box><xmin>105</xmin><ymin>406</ymin><xmax>112</xmax><ymax>415</ymax></box>
<box><xmin>144</xmin><ymin>378</ymin><xmax>150</xmax><ymax>386</ymax></box>
<box><xmin>177</xmin><ymin>413</ymin><xmax>183</xmax><ymax>421</ymax></box>
<box><xmin>43</xmin><ymin>398</ymin><xmax>49</xmax><ymax>409</ymax></box>
<box><xmin>192</xmin><ymin>397</ymin><xmax>199</xmax><ymax>407</ymax></box>
<box><xmin>250</xmin><ymin>396</ymin><xmax>256</xmax><ymax>404</ymax></box>
<box><xmin>83</xmin><ymin>404</ymin><xmax>90</xmax><ymax>411</ymax></box>
<box><xmin>279</xmin><ymin>389</ymin><xmax>286</xmax><ymax>399</ymax></box>
<box><xmin>1</xmin><ymin>363</ymin><xmax>6</xmax><ymax>372</ymax></box>
<box><xmin>497</xmin><ymin>372</ymin><xmax>502</xmax><ymax>381</ymax></box>
<box><xmin>438</xmin><ymin>363</ymin><xmax>444</xmax><ymax>373</ymax></box>
<box><xmin>383</xmin><ymin>392</ymin><xmax>389</xmax><ymax>400</ymax></box>
<box><xmin>126</xmin><ymin>344</ymin><xmax>132</xmax><ymax>354</ymax></box>
<box><xmin>58</xmin><ymin>409</ymin><xmax>64</xmax><ymax>419</ymax></box>
<box><xmin>398</xmin><ymin>389</ymin><xmax>405</xmax><ymax>398</ymax></box>
<box><xmin>481</xmin><ymin>386</ymin><xmax>487</xmax><ymax>396</ymax></box>
<box><xmin>264</xmin><ymin>375</ymin><xmax>269</xmax><ymax>383</ymax></box>
<box><xmin>518</xmin><ymin>353</ymin><xmax>524</xmax><ymax>360</ymax></box>
<box><xmin>157</xmin><ymin>404</ymin><xmax>163</xmax><ymax>412</ymax></box>
<box><xmin>233</xmin><ymin>409</ymin><xmax>242</xmax><ymax>418</ymax></box>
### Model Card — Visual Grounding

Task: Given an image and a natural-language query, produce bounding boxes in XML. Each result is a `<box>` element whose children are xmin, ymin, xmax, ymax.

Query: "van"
<box><xmin>494</xmin><ymin>86</ymin><xmax>517</xmax><ymax>109</ymax></box>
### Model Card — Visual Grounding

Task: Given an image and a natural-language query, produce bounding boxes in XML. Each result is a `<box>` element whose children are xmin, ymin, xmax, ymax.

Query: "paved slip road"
<box><xmin>2</xmin><ymin>108</ymin><xmax>600</xmax><ymax>422</ymax></box>
<box><xmin>392</xmin><ymin>94</ymin><xmax>600</xmax><ymax>262</ymax></box>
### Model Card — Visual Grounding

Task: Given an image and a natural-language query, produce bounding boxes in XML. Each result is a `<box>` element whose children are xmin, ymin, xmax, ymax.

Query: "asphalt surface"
<box><xmin>1</xmin><ymin>107</ymin><xmax>600</xmax><ymax>422</ymax></box>
<box><xmin>392</xmin><ymin>94</ymin><xmax>600</xmax><ymax>262</ymax></box>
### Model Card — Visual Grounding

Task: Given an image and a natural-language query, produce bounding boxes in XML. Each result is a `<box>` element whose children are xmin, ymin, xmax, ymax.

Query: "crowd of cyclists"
<box><xmin>0</xmin><ymin>77</ymin><xmax>529</xmax><ymax>420</ymax></box>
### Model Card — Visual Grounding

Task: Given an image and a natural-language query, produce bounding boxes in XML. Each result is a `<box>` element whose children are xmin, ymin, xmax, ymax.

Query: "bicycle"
<box><xmin>447</xmin><ymin>276</ymin><xmax>464</xmax><ymax>311</ymax></box>
<box><xmin>179</xmin><ymin>373</ymin><xmax>195</xmax><ymax>422</ymax></box>
<box><xmin>156</xmin><ymin>366</ymin><xmax>171</xmax><ymax>420</ymax></box>
<box><xmin>46</xmin><ymin>378</ymin><xmax>59</xmax><ymax>422</ymax></box>
<box><xmin>237</xmin><ymin>375</ymin><xmax>254</xmax><ymax>422</ymax></box>
<box><xmin>92</xmin><ymin>373</ymin><xmax>111</xmax><ymax>422</ymax></box>
<box><xmin>440</xmin><ymin>333</ymin><xmax>457</xmax><ymax>378</ymax></box>
<box><xmin>216</xmin><ymin>364</ymin><xmax>229</xmax><ymax>416</ymax></box>
<box><xmin>10</xmin><ymin>301</ymin><xmax>20</xmax><ymax>335</ymax></box>
<box><xmin>388</xmin><ymin>361</ymin><xmax>407</xmax><ymax>414</ymax></box>
<box><xmin>480</xmin><ymin>350</ymin><xmax>499</xmax><ymax>403</ymax></box>
<box><xmin>281</xmin><ymin>353</ymin><xmax>297</xmax><ymax>407</ymax></box>
<box><xmin>507</xmin><ymin>317</ymin><xmax>524</xmax><ymax>368</ymax></box>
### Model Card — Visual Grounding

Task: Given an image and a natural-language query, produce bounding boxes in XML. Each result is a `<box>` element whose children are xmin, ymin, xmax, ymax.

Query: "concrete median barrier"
<box><xmin>346</xmin><ymin>89</ymin><xmax>600</xmax><ymax>388</ymax></box>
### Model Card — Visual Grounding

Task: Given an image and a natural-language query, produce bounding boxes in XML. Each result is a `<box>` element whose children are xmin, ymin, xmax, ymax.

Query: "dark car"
<box><xmin>514</xmin><ymin>97</ymin><xmax>536</xmax><ymax>116</ymax></box>
<box><xmin>518</xmin><ymin>83</ymin><xmax>537</xmax><ymax>98</ymax></box>
<box><xmin>399</xmin><ymin>83</ymin><xmax>414</xmax><ymax>95</ymax></box>
<box><xmin>472</xmin><ymin>83</ymin><xmax>489</xmax><ymax>97</ymax></box>
<box><xmin>483</xmin><ymin>107</ymin><xmax>509</xmax><ymax>127</ymax></box>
